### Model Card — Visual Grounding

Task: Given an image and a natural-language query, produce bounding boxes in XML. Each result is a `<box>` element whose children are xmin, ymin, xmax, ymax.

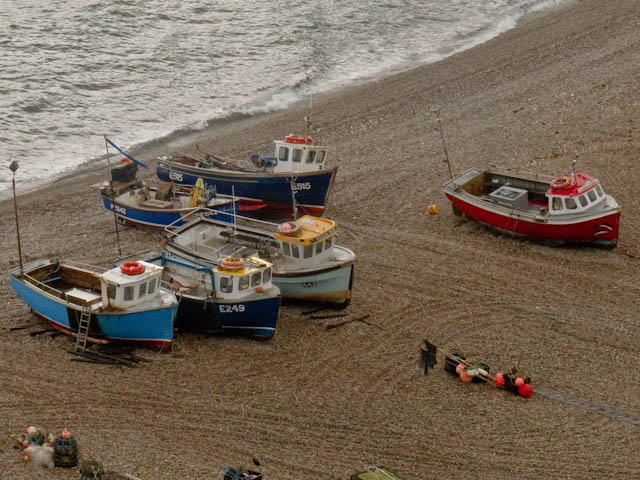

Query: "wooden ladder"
<box><xmin>74</xmin><ymin>305</ymin><xmax>92</xmax><ymax>352</ymax></box>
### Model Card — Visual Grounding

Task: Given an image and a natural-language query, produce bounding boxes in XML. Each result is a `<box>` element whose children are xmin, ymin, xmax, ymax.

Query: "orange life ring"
<box><xmin>276</xmin><ymin>221</ymin><xmax>301</xmax><ymax>235</ymax></box>
<box><xmin>550</xmin><ymin>176</ymin><xmax>571</xmax><ymax>190</ymax></box>
<box><xmin>285</xmin><ymin>135</ymin><xmax>306</xmax><ymax>144</ymax></box>
<box><xmin>120</xmin><ymin>261</ymin><xmax>145</xmax><ymax>275</ymax></box>
<box><xmin>219</xmin><ymin>257</ymin><xmax>244</xmax><ymax>271</ymax></box>
<box><xmin>119</xmin><ymin>157</ymin><xmax>130</xmax><ymax>164</ymax></box>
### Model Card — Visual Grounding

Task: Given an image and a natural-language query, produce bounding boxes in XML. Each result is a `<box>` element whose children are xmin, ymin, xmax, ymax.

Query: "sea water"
<box><xmin>0</xmin><ymin>0</ymin><xmax>567</xmax><ymax>199</ymax></box>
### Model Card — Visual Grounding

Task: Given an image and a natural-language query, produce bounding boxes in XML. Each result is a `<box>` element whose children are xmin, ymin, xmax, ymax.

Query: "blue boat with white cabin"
<box><xmin>98</xmin><ymin>159</ymin><xmax>237</xmax><ymax>230</ymax></box>
<box><xmin>156</xmin><ymin>135</ymin><xmax>337</xmax><ymax>216</ymax></box>
<box><xmin>116</xmin><ymin>250</ymin><xmax>281</xmax><ymax>339</ymax></box>
<box><xmin>9</xmin><ymin>259</ymin><xmax>178</xmax><ymax>351</ymax></box>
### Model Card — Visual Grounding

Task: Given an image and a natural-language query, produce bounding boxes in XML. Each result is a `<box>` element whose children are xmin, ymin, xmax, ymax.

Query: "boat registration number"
<box><xmin>111</xmin><ymin>205</ymin><xmax>127</xmax><ymax>215</ymax></box>
<box><xmin>292</xmin><ymin>182</ymin><xmax>311</xmax><ymax>191</ymax></box>
<box><xmin>169</xmin><ymin>171</ymin><xmax>184</xmax><ymax>182</ymax></box>
<box><xmin>219</xmin><ymin>304</ymin><xmax>245</xmax><ymax>313</ymax></box>
<box><xmin>302</xmin><ymin>282</ymin><xmax>317</xmax><ymax>288</ymax></box>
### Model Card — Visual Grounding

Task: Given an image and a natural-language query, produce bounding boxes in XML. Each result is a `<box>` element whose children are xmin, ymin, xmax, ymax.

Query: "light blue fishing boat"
<box><xmin>164</xmin><ymin>211</ymin><xmax>355</xmax><ymax>308</ymax></box>
<box><xmin>9</xmin><ymin>259</ymin><xmax>178</xmax><ymax>351</ymax></box>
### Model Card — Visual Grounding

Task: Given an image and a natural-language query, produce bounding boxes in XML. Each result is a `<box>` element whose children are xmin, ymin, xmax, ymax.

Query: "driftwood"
<box><xmin>310</xmin><ymin>313</ymin><xmax>348</xmax><ymax>320</ymax></box>
<box><xmin>325</xmin><ymin>314</ymin><xmax>382</xmax><ymax>330</ymax></box>
<box><xmin>69</xmin><ymin>350</ymin><xmax>139</xmax><ymax>368</ymax></box>
<box><xmin>301</xmin><ymin>307</ymin><xmax>329</xmax><ymax>316</ymax></box>
<box><xmin>29</xmin><ymin>328</ymin><xmax>57</xmax><ymax>337</ymax></box>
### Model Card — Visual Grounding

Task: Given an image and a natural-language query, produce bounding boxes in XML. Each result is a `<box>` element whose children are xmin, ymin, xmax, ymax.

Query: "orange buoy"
<box><xmin>427</xmin><ymin>204</ymin><xmax>439</xmax><ymax>215</ymax></box>
<box><xmin>120</xmin><ymin>261</ymin><xmax>145</xmax><ymax>275</ymax></box>
<box><xmin>550</xmin><ymin>176</ymin><xmax>571</xmax><ymax>190</ymax></box>
<box><xmin>219</xmin><ymin>257</ymin><xmax>244</xmax><ymax>271</ymax></box>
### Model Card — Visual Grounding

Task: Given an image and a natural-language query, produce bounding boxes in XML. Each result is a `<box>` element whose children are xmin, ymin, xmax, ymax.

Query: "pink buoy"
<box><xmin>282</xmin><ymin>223</ymin><xmax>292</xmax><ymax>231</ymax></box>
<box><xmin>459</xmin><ymin>371</ymin><xmax>473</xmax><ymax>383</ymax></box>
<box><xmin>518</xmin><ymin>383</ymin><xmax>533</xmax><ymax>398</ymax></box>
<box><xmin>455</xmin><ymin>363</ymin><xmax>465</xmax><ymax>375</ymax></box>
<box><xmin>514</xmin><ymin>377</ymin><xmax>525</xmax><ymax>388</ymax></box>
<box><xmin>494</xmin><ymin>372</ymin><xmax>505</xmax><ymax>387</ymax></box>
<box><xmin>61</xmin><ymin>428</ymin><xmax>72</xmax><ymax>439</ymax></box>
<box><xmin>26</xmin><ymin>426</ymin><xmax>37</xmax><ymax>434</ymax></box>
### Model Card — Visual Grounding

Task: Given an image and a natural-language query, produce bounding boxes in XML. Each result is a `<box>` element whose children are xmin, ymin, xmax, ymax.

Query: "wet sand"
<box><xmin>1</xmin><ymin>0</ymin><xmax>639</xmax><ymax>478</ymax></box>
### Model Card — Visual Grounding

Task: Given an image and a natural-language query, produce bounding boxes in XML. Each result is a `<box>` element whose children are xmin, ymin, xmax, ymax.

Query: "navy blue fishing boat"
<box><xmin>156</xmin><ymin>135</ymin><xmax>337</xmax><ymax>216</ymax></box>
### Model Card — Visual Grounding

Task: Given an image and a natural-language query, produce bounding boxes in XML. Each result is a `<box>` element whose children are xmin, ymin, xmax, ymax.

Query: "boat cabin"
<box><xmin>213</xmin><ymin>256</ymin><xmax>273</xmax><ymax>301</ymax></box>
<box><xmin>273</xmin><ymin>216</ymin><xmax>337</xmax><ymax>268</ymax></box>
<box><xmin>255</xmin><ymin>136</ymin><xmax>328</xmax><ymax>174</ymax></box>
<box><xmin>100</xmin><ymin>261</ymin><xmax>165</xmax><ymax>310</ymax></box>
<box><xmin>545</xmin><ymin>173</ymin><xmax>608</xmax><ymax>215</ymax></box>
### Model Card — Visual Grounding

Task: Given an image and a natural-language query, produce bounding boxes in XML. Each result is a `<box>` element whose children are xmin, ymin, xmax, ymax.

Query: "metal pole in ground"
<box><xmin>9</xmin><ymin>161</ymin><xmax>23</xmax><ymax>274</ymax></box>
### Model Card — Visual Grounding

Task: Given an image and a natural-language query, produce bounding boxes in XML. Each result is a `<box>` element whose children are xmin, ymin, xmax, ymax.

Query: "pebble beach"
<box><xmin>1</xmin><ymin>0</ymin><xmax>639</xmax><ymax>478</ymax></box>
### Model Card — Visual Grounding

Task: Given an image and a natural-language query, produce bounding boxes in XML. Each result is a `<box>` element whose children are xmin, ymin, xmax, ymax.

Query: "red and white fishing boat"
<box><xmin>442</xmin><ymin>168</ymin><xmax>621</xmax><ymax>247</ymax></box>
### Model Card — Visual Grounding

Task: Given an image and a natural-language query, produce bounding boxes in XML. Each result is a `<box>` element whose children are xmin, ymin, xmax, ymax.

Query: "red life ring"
<box><xmin>550</xmin><ymin>176</ymin><xmax>571</xmax><ymax>190</ymax></box>
<box><xmin>219</xmin><ymin>257</ymin><xmax>244</xmax><ymax>271</ymax></box>
<box><xmin>119</xmin><ymin>157</ymin><xmax>131</xmax><ymax>164</ymax></box>
<box><xmin>276</xmin><ymin>221</ymin><xmax>301</xmax><ymax>235</ymax></box>
<box><xmin>285</xmin><ymin>136</ymin><xmax>306</xmax><ymax>144</ymax></box>
<box><xmin>120</xmin><ymin>261</ymin><xmax>145</xmax><ymax>275</ymax></box>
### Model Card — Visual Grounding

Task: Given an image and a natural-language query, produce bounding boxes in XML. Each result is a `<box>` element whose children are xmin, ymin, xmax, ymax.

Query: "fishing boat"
<box><xmin>97</xmin><ymin>157</ymin><xmax>236</xmax><ymax>229</ymax></box>
<box><xmin>116</xmin><ymin>250</ymin><xmax>281</xmax><ymax>339</ymax></box>
<box><xmin>442</xmin><ymin>168</ymin><xmax>621</xmax><ymax>247</ymax></box>
<box><xmin>155</xmin><ymin>135</ymin><xmax>337</xmax><ymax>216</ymax></box>
<box><xmin>8</xmin><ymin>259</ymin><xmax>178</xmax><ymax>351</ymax></box>
<box><xmin>99</xmin><ymin>180</ymin><xmax>237</xmax><ymax>230</ymax></box>
<box><xmin>163</xmin><ymin>210</ymin><xmax>355</xmax><ymax>308</ymax></box>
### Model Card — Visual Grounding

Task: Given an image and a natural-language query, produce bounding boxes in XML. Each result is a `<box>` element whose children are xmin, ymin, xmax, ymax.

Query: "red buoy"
<box><xmin>518</xmin><ymin>383</ymin><xmax>533</xmax><ymax>398</ymax></box>
<box><xmin>514</xmin><ymin>377</ymin><xmax>525</xmax><ymax>388</ymax></box>
<box><xmin>494</xmin><ymin>373</ymin><xmax>505</xmax><ymax>387</ymax></box>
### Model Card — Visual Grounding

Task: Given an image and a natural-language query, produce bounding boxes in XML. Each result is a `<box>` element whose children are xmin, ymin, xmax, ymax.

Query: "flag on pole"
<box><xmin>105</xmin><ymin>137</ymin><xmax>149</xmax><ymax>169</ymax></box>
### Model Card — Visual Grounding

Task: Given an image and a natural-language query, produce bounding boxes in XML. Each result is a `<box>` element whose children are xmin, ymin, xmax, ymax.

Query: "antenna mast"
<box><xmin>104</xmin><ymin>136</ymin><xmax>122</xmax><ymax>257</ymax></box>
<box><xmin>430</xmin><ymin>105</ymin><xmax>453</xmax><ymax>179</ymax></box>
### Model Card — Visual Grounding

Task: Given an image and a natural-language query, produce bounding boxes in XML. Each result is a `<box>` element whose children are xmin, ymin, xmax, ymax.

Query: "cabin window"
<box><xmin>292</xmin><ymin>149</ymin><xmax>302</xmax><ymax>163</ymax></box>
<box><xmin>239</xmin><ymin>275</ymin><xmax>250</xmax><ymax>291</ymax></box>
<box><xmin>578</xmin><ymin>195</ymin><xmax>588</xmax><ymax>208</ymax></box>
<box><xmin>596</xmin><ymin>185</ymin><xmax>603</xmax><ymax>197</ymax></box>
<box><xmin>138</xmin><ymin>282</ymin><xmax>147</xmax><ymax>298</ymax></box>
<box><xmin>315</xmin><ymin>150</ymin><xmax>325</xmax><ymax>163</ymax></box>
<box><xmin>291</xmin><ymin>244</ymin><xmax>300</xmax><ymax>258</ymax></box>
<box><xmin>263</xmin><ymin>268</ymin><xmax>271</xmax><ymax>283</ymax></box>
<box><xmin>304</xmin><ymin>245</ymin><xmax>313</xmax><ymax>258</ymax></box>
<box><xmin>124</xmin><ymin>286</ymin><xmax>134</xmax><ymax>301</ymax></box>
<box><xmin>282</xmin><ymin>241</ymin><xmax>291</xmax><ymax>257</ymax></box>
<box><xmin>325</xmin><ymin>236</ymin><xmax>333</xmax><ymax>248</ymax></box>
<box><xmin>552</xmin><ymin>197</ymin><xmax>563</xmax><ymax>211</ymax></box>
<box><xmin>316</xmin><ymin>241</ymin><xmax>324</xmax><ymax>255</ymax></box>
<box><xmin>564</xmin><ymin>197</ymin><xmax>577</xmax><ymax>210</ymax></box>
<box><xmin>251</xmin><ymin>272</ymin><xmax>261</xmax><ymax>287</ymax></box>
<box><xmin>220</xmin><ymin>276</ymin><xmax>233</xmax><ymax>293</ymax></box>
<box><xmin>587</xmin><ymin>190</ymin><xmax>597</xmax><ymax>202</ymax></box>
<box><xmin>107</xmin><ymin>282</ymin><xmax>117</xmax><ymax>300</ymax></box>
<box><xmin>278</xmin><ymin>147</ymin><xmax>289</xmax><ymax>162</ymax></box>
<box><xmin>306</xmin><ymin>150</ymin><xmax>316</xmax><ymax>164</ymax></box>
<box><xmin>148</xmin><ymin>278</ymin><xmax>156</xmax><ymax>294</ymax></box>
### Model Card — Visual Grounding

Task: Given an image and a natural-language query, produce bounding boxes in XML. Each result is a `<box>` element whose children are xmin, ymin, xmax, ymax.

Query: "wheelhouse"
<box><xmin>213</xmin><ymin>256</ymin><xmax>274</xmax><ymax>301</ymax></box>
<box><xmin>268</xmin><ymin>137</ymin><xmax>328</xmax><ymax>174</ymax></box>
<box><xmin>273</xmin><ymin>216</ymin><xmax>337</xmax><ymax>267</ymax></box>
<box><xmin>546</xmin><ymin>173</ymin><xmax>608</xmax><ymax>215</ymax></box>
<box><xmin>100</xmin><ymin>261</ymin><xmax>165</xmax><ymax>309</ymax></box>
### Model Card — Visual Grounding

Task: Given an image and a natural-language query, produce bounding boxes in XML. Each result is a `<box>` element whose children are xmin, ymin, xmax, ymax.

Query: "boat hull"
<box><xmin>156</xmin><ymin>159</ymin><xmax>337</xmax><ymax>215</ymax></box>
<box><xmin>175</xmin><ymin>293</ymin><xmax>281</xmax><ymax>339</ymax></box>
<box><xmin>101</xmin><ymin>192</ymin><xmax>236</xmax><ymax>230</ymax></box>
<box><xmin>445</xmin><ymin>192</ymin><xmax>620</xmax><ymax>246</ymax></box>
<box><xmin>9</xmin><ymin>271</ymin><xmax>176</xmax><ymax>351</ymax></box>
<box><xmin>274</xmin><ymin>262</ymin><xmax>354</xmax><ymax>307</ymax></box>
